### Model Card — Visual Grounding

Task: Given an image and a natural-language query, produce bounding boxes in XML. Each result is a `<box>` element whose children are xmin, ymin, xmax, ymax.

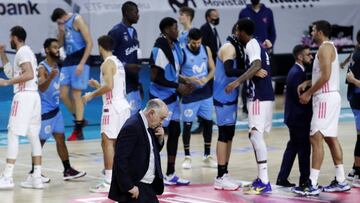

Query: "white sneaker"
<box><xmin>353</xmin><ymin>175</ymin><xmax>360</xmax><ymax>187</ymax></box>
<box><xmin>214</xmin><ymin>174</ymin><xmax>239</xmax><ymax>190</ymax></box>
<box><xmin>181</xmin><ymin>156</ymin><xmax>192</xmax><ymax>169</ymax></box>
<box><xmin>41</xmin><ymin>174</ymin><xmax>50</xmax><ymax>183</ymax></box>
<box><xmin>0</xmin><ymin>175</ymin><xmax>14</xmax><ymax>189</ymax></box>
<box><xmin>21</xmin><ymin>174</ymin><xmax>44</xmax><ymax>189</ymax></box>
<box><xmin>347</xmin><ymin>169</ymin><xmax>355</xmax><ymax>181</ymax></box>
<box><xmin>202</xmin><ymin>155</ymin><xmax>217</xmax><ymax>168</ymax></box>
<box><xmin>89</xmin><ymin>181</ymin><xmax>110</xmax><ymax>193</ymax></box>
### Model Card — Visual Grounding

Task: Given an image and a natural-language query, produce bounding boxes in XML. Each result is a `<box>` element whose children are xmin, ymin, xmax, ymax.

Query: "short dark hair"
<box><xmin>292</xmin><ymin>44</ymin><xmax>310</xmax><ymax>59</ymax></box>
<box><xmin>357</xmin><ymin>30</ymin><xmax>360</xmax><ymax>44</ymax></box>
<box><xmin>98</xmin><ymin>35</ymin><xmax>114</xmax><ymax>51</ymax></box>
<box><xmin>159</xmin><ymin>17</ymin><xmax>177</xmax><ymax>33</ymax></box>
<box><xmin>122</xmin><ymin>1</ymin><xmax>138</xmax><ymax>16</ymax></box>
<box><xmin>10</xmin><ymin>26</ymin><xmax>26</xmax><ymax>42</ymax></box>
<box><xmin>179</xmin><ymin>7</ymin><xmax>195</xmax><ymax>21</ymax></box>
<box><xmin>236</xmin><ymin>18</ymin><xmax>255</xmax><ymax>36</ymax></box>
<box><xmin>43</xmin><ymin>38</ymin><xmax>58</xmax><ymax>49</ymax></box>
<box><xmin>313</xmin><ymin>20</ymin><xmax>331</xmax><ymax>38</ymax></box>
<box><xmin>51</xmin><ymin>8</ymin><xmax>67</xmax><ymax>22</ymax></box>
<box><xmin>205</xmin><ymin>8</ymin><xmax>216</xmax><ymax>19</ymax></box>
<box><xmin>188</xmin><ymin>28</ymin><xmax>202</xmax><ymax>40</ymax></box>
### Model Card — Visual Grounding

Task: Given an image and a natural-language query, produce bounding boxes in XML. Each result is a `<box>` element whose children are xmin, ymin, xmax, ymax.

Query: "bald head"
<box><xmin>144</xmin><ymin>99</ymin><xmax>169</xmax><ymax>128</ymax></box>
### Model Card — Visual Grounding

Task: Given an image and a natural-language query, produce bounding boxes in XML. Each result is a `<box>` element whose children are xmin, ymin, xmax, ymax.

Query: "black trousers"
<box><xmin>277</xmin><ymin>125</ymin><xmax>311</xmax><ymax>185</ymax></box>
<box><xmin>123</xmin><ymin>182</ymin><xmax>159</xmax><ymax>203</ymax></box>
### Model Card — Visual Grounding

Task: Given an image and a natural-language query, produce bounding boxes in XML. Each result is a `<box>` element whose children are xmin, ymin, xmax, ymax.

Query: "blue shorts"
<box><xmin>60</xmin><ymin>64</ymin><xmax>90</xmax><ymax>90</ymax></box>
<box><xmin>126</xmin><ymin>90</ymin><xmax>142</xmax><ymax>115</ymax></box>
<box><xmin>215</xmin><ymin>104</ymin><xmax>238</xmax><ymax>126</ymax></box>
<box><xmin>39</xmin><ymin>111</ymin><xmax>65</xmax><ymax>141</ymax></box>
<box><xmin>181</xmin><ymin>97</ymin><xmax>213</xmax><ymax>122</ymax></box>
<box><xmin>352</xmin><ymin>109</ymin><xmax>360</xmax><ymax>131</ymax></box>
<box><xmin>163</xmin><ymin>100</ymin><xmax>180</xmax><ymax>127</ymax></box>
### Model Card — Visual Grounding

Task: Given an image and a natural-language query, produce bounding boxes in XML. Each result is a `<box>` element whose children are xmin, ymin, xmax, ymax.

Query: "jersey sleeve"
<box><xmin>245</xmin><ymin>39</ymin><xmax>261</xmax><ymax>64</ymax></box>
<box><xmin>17</xmin><ymin>48</ymin><xmax>32</xmax><ymax>66</ymax></box>
<box><xmin>152</xmin><ymin>48</ymin><xmax>168</xmax><ymax>70</ymax></box>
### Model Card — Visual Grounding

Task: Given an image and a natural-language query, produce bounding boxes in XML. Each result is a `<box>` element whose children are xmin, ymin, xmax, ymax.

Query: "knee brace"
<box><xmin>249</xmin><ymin>130</ymin><xmax>267</xmax><ymax>163</ymax></box>
<box><xmin>218</xmin><ymin>126</ymin><xmax>228</xmax><ymax>142</ymax></box>
<box><xmin>28</xmin><ymin>133</ymin><xmax>42</xmax><ymax>157</ymax></box>
<box><xmin>225</xmin><ymin>125</ymin><xmax>235</xmax><ymax>141</ymax></box>
<box><xmin>6</xmin><ymin>131</ymin><xmax>19</xmax><ymax>159</ymax></box>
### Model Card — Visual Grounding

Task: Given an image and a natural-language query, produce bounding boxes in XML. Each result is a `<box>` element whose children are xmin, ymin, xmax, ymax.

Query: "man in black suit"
<box><xmin>108</xmin><ymin>99</ymin><xmax>168</xmax><ymax>202</ymax></box>
<box><xmin>276</xmin><ymin>45</ymin><xmax>313</xmax><ymax>187</ymax></box>
<box><xmin>200</xmin><ymin>8</ymin><xmax>221</xmax><ymax>63</ymax></box>
<box><xmin>196</xmin><ymin>8</ymin><xmax>220</xmax><ymax>134</ymax></box>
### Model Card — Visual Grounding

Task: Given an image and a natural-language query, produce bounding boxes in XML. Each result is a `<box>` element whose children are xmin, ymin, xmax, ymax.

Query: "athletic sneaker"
<box><xmin>292</xmin><ymin>180</ymin><xmax>320</xmax><ymax>196</ymax></box>
<box><xmin>164</xmin><ymin>174</ymin><xmax>190</xmax><ymax>186</ymax></box>
<box><xmin>41</xmin><ymin>174</ymin><xmax>50</xmax><ymax>183</ymax></box>
<box><xmin>63</xmin><ymin>167</ymin><xmax>86</xmax><ymax>180</ymax></box>
<box><xmin>347</xmin><ymin>169</ymin><xmax>355</xmax><ymax>181</ymax></box>
<box><xmin>214</xmin><ymin>174</ymin><xmax>239</xmax><ymax>190</ymax></box>
<box><xmin>322</xmin><ymin>178</ymin><xmax>351</xmax><ymax>192</ymax></box>
<box><xmin>0</xmin><ymin>175</ymin><xmax>14</xmax><ymax>189</ymax></box>
<box><xmin>20</xmin><ymin>174</ymin><xmax>44</xmax><ymax>189</ymax></box>
<box><xmin>353</xmin><ymin>175</ymin><xmax>360</xmax><ymax>187</ymax></box>
<box><xmin>181</xmin><ymin>156</ymin><xmax>192</xmax><ymax>169</ymax></box>
<box><xmin>246</xmin><ymin>178</ymin><xmax>272</xmax><ymax>194</ymax></box>
<box><xmin>202</xmin><ymin>155</ymin><xmax>217</xmax><ymax>168</ymax></box>
<box><xmin>89</xmin><ymin>180</ymin><xmax>110</xmax><ymax>193</ymax></box>
<box><xmin>67</xmin><ymin>129</ymin><xmax>84</xmax><ymax>141</ymax></box>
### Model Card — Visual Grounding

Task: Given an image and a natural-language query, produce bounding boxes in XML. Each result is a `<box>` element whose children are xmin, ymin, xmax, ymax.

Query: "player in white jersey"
<box><xmin>292</xmin><ymin>20</ymin><xmax>351</xmax><ymax>196</ymax></box>
<box><xmin>82</xmin><ymin>35</ymin><xmax>130</xmax><ymax>193</ymax></box>
<box><xmin>0</xmin><ymin>26</ymin><xmax>43</xmax><ymax>189</ymax></box>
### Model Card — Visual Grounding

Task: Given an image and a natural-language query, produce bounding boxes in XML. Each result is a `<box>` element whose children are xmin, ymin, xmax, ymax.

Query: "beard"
<box><xmin>49</xmin><ymin>51</ymin><xmax>60</xmax><ymax>60</ymax></box>
<box><xmin>10</xmin><ymin>40</ymin><xmax>16</xmax><ymax>50</ymax></box>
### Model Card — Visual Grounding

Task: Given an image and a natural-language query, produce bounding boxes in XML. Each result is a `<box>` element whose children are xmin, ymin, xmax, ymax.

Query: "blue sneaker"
<box><xmin>164</xmin><ymin>173</ymin><xmax>190</xmax><ymax>186</ymax></box>
<box><xmin>292</xmin><ymin>180</ymin><xmax>320</xmax><ymax>196</ymax></box>
<box><xmin>246</xmin><ymin>178</ymin><xmax>272</xmax><ymax>194</ymax></box>
<box><xmin>322</xmin><ymin>178</ymin><xmax>351</xmax><ymax>192</ymax></box>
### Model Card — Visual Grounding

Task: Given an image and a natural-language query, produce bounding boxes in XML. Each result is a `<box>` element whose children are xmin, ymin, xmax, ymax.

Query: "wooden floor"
<box><xmin>0</xmin><ymin>120</ymin><xmax>357</xmax><ymax>203</ymax></box>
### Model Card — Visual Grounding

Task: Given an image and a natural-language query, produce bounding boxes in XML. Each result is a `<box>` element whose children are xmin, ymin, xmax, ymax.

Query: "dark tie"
<box><xmin>213</xmin><ymin>27</ymin><xmax>222</xmax><ymax>48</ymax></box>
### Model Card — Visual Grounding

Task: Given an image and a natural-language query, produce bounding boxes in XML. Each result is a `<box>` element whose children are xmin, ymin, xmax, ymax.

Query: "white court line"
<box><xmin>0</xmin><ymin>160</ymin><xmax>102</xmax><ymax>180</ymax></box>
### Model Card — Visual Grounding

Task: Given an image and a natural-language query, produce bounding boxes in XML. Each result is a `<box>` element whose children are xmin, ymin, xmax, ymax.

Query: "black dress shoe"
<box><xmin>276</xmin><ymin>179</ymin><xmax>296</xmax><ymax>187</ymax></box>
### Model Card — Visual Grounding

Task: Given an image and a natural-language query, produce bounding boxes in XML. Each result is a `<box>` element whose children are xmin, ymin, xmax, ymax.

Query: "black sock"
<box><xmin>29</xmin><ymin>163</ymin><xmax>34</xmax><ymax>174</ymax></box>
<box><xmin>202</xmin><ymin>119</ymin><xmax>213</xmax><ymax>156</ymax></box>
<box><xmin>182</xmin><ymin>122</ymin><xmax>192</xmax><ymax>156</ymax></box>
<box><xmin>166</xmin><ymin>162</ymin><xmax>175</xmax><ymax>176</ymax></box>
<box><xmin>62</xmin><ymin>160</ymin><xmax>71</xmax><ymax>171</ymax></box>
<box><xmin>217</xmin><ymin>164</ymin><xmax>227</xmax><ymax>178</ymax></box>
<box><xmin>74</xmin><ymin>120</ymin><xmax>84</xmax><ymax>130</ymax></box>
<box><xmin>354</xmin><ymin>167</ymin><xmax>360</xmax><ymax>175</ymax></box>
<box><xmin>225</xmin><ymin>162</ymin><xmax>229</xmax><ymax>174</ymax></box>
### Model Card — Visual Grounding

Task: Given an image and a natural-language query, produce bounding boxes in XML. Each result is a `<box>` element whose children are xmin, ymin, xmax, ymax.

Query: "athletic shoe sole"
<box><xmin>64</xmin><ymin>171</ymin><xmax>87</xmax><ymax>181</ymax></box>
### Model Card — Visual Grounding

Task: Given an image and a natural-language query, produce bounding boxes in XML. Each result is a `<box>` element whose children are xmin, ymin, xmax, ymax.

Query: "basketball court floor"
<box><xmin>0</xmin><ymin>96</ymin><xmax>359</xmax><ymax>203</ymax></box>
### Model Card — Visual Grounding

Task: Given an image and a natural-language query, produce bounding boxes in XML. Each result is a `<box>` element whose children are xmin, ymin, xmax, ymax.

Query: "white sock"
<box><xmin>33</xmin><ymin>165</ymin><xmax>41</xmax><ymax>178</ymax></box>
<box><xmin>258</xmin><ymin>163</ymin><xmax>269</xmax><ymax>184</ymax></box>
<box><xmin>310</xmin><ymin>168</ymin><xmax>320</xmax><ymax>186</ymax></box>
<box><xmin>3</xmin><ymin>163</ymin><xmax>14</xmax><ymax>178</ymax></box>
<box><xmin>105</xmin><ymin>170</ymin><xmax>112</xmax><ymax>183</ymax></box>
<box><xmin>335</xmin><ymin>164</ymin><xmax>345</xmax><ymax>182</ymax></box>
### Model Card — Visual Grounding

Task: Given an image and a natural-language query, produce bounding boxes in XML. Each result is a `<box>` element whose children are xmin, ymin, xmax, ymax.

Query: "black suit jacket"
<box><xmin>284</xmin><ymin>64</ymin><xmax>312</xmax><ymax>127</ymax></box>
<box><xmin>200</xmin><ymin>22</ymin><xmax>219</xmax><ymax>62</ymax></box>
<box><xmin>108</xmin><ymin>112</ymin><xmax>164</xmax><ymax>202</ymax></box>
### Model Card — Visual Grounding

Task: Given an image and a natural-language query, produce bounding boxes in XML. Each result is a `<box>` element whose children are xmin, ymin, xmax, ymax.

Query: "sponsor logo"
<box><xmin>269</xmin><ymin>0</ymin><xmax>320</xmax><ymax>9</ymax></box>
<box><xmin>203</xmin><ymin>0</ymin><xmax>247</xmax><ymax>7</ymax></box>
<box><xmin>125</xmin><ymin>45</ymin><xmax>139</xmax><ymax>56</ymax></box>
<box><xmin>184</xmin><ymin>109</ymin><xmax>193</xmax><ymax>118</ymax></box>
<box><xmin>44</xmin><ymin>125</ymin><xmax>52</xmax><ymax>134</ymax></box>
<box><xmin>192</xmin><ymin>62</ymin><xmax>207</xmax><ymax>74</ymax></box>
<box><xmin>168</xmin><ymin>0</ymin><xmax>197</xmax><ymax>13</ymax></box>
<box><xmin>0</xmin><ymin>1</ymin><xmax>40</xmax><ymax>15</ymax></box>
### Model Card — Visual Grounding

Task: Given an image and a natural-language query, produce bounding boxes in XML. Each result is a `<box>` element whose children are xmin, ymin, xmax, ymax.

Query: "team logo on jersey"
<box><xmin>123</xmin><ymin>32</ymin><xmax>128</xmax><ymax>41</ymax></box>
<box><xmin>53</xmin><ymin>81</ymin><xmax>60</xmax><ymax>90</ymax></box>
<box><xmin>192</xmin><ymin>62</ymin><xmax>207</xmax><ymax>74</ymax></box>
<box><xmin>184</xmin><ymin>109</ymin><xmax>193</xmax><ymax>118</ymax></box>
<box><xmin>44</xmin><ymin>125</ymin><xmax>52</xmax><ymax>134</ymax></box>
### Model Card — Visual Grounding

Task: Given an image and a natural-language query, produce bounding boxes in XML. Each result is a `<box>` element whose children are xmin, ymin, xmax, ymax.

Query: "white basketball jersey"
<box><xmin>13</xmin><ymin>45</ymin><xmax>38</xmax><ymax>93</ymax></box>
<box><xmin>312</xmin><ymin>41</ymin><xmax>339</xmax><ymax>95</ymax></box>
<box><xmin>101</xmin><ymin>56</ymin><xmax>129</xmax><ymax>108</ymax></box>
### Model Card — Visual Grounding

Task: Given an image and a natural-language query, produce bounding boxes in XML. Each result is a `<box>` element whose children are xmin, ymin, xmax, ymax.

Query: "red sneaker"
<box><xmin>67</xmin><ymin>129</ymin><xmax>79</xmax><ymax>141</ymax></box>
